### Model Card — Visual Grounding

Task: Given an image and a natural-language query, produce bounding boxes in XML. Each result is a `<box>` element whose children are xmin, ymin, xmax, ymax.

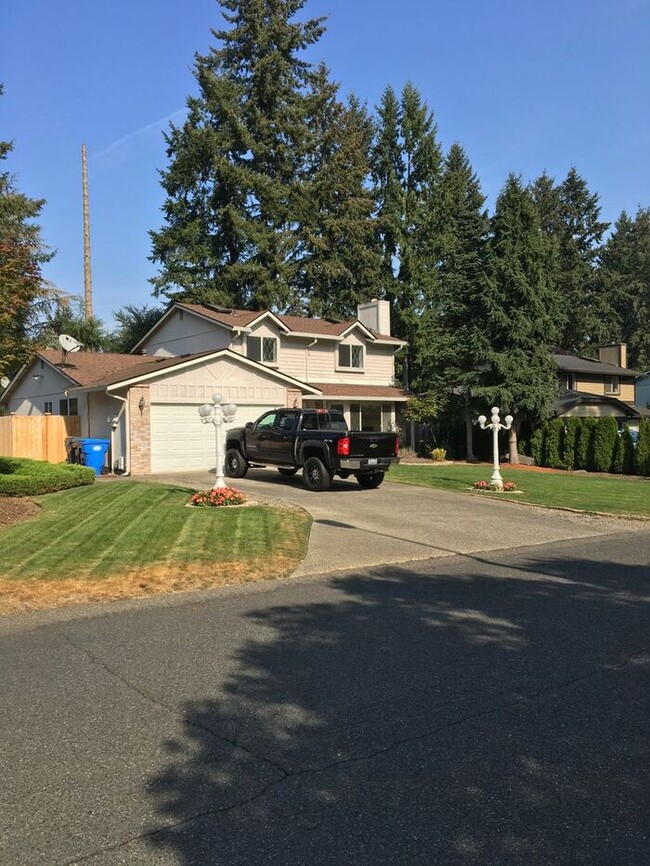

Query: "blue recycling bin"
<box><xmin>80</xmin><ymin>438</ymin><xmax>110</xmax><ymax>476</ymax></box>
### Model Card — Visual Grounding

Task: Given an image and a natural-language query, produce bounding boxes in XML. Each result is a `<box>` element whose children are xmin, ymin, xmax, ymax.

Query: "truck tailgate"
<box><xmin>348</xmin><ymin>433</ymin><xmax>397</xmax><ymax>459</ymax></box>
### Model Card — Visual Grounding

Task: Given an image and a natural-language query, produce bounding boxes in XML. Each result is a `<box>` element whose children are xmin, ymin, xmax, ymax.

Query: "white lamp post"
<box><xmin>198</xmin><ymin>393</ymin><xmax>238</xmax><ymax>489</ymax></box>
<box><xmin>477</xmin><ymin>406</ymin><xmax>513</xmax><ymax>490</ymax></box>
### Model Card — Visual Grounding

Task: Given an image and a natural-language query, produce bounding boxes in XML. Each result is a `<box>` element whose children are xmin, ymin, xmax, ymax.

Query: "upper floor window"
<box><xmin>44</xmin><ymin>401</ymin><xmax>53</xmax><ymax>414</ymax></box>
<box><xmin>248</xmin><ymin>336</ymin><xmax>277</xmax><ymax>364</ymax></box>
<box><xmin>338</xmin><ymin>344</ymin><xmax>363</xmax><ymax>369</ymax></box>
<box><xmin>604</xmin><ymin>376</ymin><xmax>620</xmax><ymax>395</ymax></box>
<box><xmin>59</xmin><ymin>398</ymin><xmax>78</xmax><ymax>416</ymax></box>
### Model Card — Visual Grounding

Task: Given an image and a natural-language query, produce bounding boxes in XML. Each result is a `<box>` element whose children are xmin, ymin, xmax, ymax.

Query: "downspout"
<box><xmin>305</xmin><ymin>339</ymin><xmax>317</xmax><ymax>382</ymax></box>
<box><xmin>110</xmin><ymin>392</ymin><xmax>130</xmax><ymax>476</ymax></box>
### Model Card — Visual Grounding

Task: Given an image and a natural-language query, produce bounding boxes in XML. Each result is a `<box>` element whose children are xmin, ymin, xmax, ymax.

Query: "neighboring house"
<box><xmin>552</xmin><ymin>343</ymin><xmax>647</xmax><ymax>425</ymax></box>
<box><xmin>0</xmin><ymin>300</ymin><xmax>407</xmax><ymax>474</ymax></box>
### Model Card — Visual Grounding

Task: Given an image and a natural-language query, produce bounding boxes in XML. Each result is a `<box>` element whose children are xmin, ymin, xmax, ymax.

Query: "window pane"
<box><xmin>44</xmin><ymin>402</ymin><xmax>52</xmax><ymax>414</ymax></box>
<box><xmin>350</xmin><ymin>403</ymin><xmax>361</xmax><ymax>430</ymax></box>
<box><xmin>351</xmin><ymin>346</ymin><xmax>363</xmax><ymax>368</ymax></box>
<box><xmin>69</xmin><ymin>398</ymin><xmax>78</xmax><ymax>415</ymax></box>
<box><xmin>262</xmin><ymin>337</ymin><xmax>277</xmax><ymax>363</ymax></box>
<box><xmin>338</xmin><ymin>345</ymin><xmax>350</xmax><ymax>367</ymax></box>
<box><xmin>247</xmin><ymin>337</ymin><xmax>262</xmax><ymax>361</ymax></box>
<box><xmin>256</xmin><ymin>412</ymin><xmax>276</xmax><ymax>429</ymax></box>
<box><xmin>59</xmin><ymin>399</ymin><xmax>69</xmax><ymax>416</ymax></box>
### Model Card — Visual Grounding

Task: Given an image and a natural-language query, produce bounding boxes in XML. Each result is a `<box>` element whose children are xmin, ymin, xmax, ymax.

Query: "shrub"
<box><xmin>530</xmin><ymin>425</ymin><xmax>545</xmax><ymax>466</ymax></box>
<box><xmin>636</xmin><ymin>419</ymin><xmax>650</xmax><ymax>477</ymax></box>
<box><xmin>591</xmin><ymin>417</ymin><xmax>618</xmax><ymax>473</ymax></box>
<box><xmin>542</xmin><ymin>418</ymin><xmax>563</xmax><ymax>468</ymax></box>
<box><xmin>621</xmin><ymin>427</ymin><xmax>636</xmax><ymax>476</ymax></box>
<box><xmin>561</xmin><ymin>417</ymin><xmax>581</xmax><ymax>470</ymax></box>
<box><xmin>610</xmin><ymin>432</ymin><xmax>624</xmax><ymax>474</ymax></box>
<box><xmin>430</xmin><ymin>447</ymin><xmax>447</xmax><ymax>462</ymax></box>
<box><xmin>576</xmin><ymin>418</ymin><xmax>596</xmax><ymax>470</ymax></box>
<box><xmin>0</xmin><ymin>457</ymin><xmax>95</xmax><ymax>497</ymax></box>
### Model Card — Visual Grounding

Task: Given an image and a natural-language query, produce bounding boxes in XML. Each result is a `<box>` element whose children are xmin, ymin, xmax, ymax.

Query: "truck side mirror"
<box><xmin>245</xmin><ymin>422</ymin><xmax>254</xmax><ymax>431</ymax></box>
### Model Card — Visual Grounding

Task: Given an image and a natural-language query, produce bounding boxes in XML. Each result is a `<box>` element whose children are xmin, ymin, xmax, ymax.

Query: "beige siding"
<box><xmin>141</xmin><ymin>309</ymin><xmax>233</xmax><ymax>357</ymax></box>
<box><xmin>574</xmin><ymin>376</ymin><xmax>636</xmax><ymax>403</ymax></box>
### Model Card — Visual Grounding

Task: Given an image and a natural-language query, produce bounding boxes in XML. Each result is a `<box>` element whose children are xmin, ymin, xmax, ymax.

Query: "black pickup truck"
<box><xmin>224</xmin><ymin>408</ymin><xmax>400</xmax><ymax>491</ymax></box>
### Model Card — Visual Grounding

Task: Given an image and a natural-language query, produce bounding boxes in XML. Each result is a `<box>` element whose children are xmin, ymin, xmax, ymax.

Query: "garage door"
<box><xmin>150</xmin><ymin>403</ymin><xmax>273</xmax><ymax>472</ymax></box>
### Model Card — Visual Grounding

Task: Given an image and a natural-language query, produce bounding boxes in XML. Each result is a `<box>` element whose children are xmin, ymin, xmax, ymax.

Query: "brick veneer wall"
<box><xmin>128</xmin><ymin>386</ymin><xmax>151</xmax><ymax>475</ymax></box>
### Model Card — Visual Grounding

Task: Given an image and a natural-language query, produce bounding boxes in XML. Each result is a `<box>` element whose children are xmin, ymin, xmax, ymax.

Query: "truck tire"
<box><xmin>356</xmin><ymin>471</ymin><xmax>385</xmax><ymax>489</ymax></box>
<box><xmin>278</xmin><ymin>467</ymin><xmax>298</xmax><ymax>476</ymax></box>
<box><xmin>303</xmin><ymin>456</ymin><xmax>332</xmax><ymax>492</ymax></box>
<box><xmin>225</xmin><ymin>448</ymin><xmax>248</xmax><ymax>479</ymax></box>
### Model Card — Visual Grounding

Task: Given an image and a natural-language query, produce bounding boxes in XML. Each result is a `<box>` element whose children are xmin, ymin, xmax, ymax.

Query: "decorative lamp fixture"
<box><xmin>138</xmin><ymin>396</ymin><xmax>146</xmax><ymax>412</ymax></box>
<box><xmin>476</xmin><ymin>406</ymin><xmax>513</xmax><ymax>489</ymax></box>
<box><xmin>198</xmin><ymin>393</ymin><xmax>238</xmax><ymax>489</ymax></box>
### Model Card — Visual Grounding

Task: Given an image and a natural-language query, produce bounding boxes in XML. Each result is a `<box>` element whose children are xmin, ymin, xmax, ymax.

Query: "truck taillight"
<box><xmin>394</xmin><ymin>436</ymin><xmax>400</xmax><ymax>455</ymax></box>
<box><xmin>337</xmin><ymin>437</ymin><xmax>350</xmax><ymax>457</ymax></box>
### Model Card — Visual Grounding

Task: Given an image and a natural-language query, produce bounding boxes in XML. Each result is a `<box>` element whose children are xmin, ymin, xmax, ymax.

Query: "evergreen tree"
<box><xmin>530</xmin><ymin>167</ymin><xmax>609</xmax><ymax>353</ymax></box>
<box><xmin>371</xmin><ymin>83</ymin><xmax>442</xmax><ymax>389</ymax></box>
<box><xmin>598</xmin><ymin>208</ymin><xmax>650</xmax><ymax>369</ymax></box>
<box><xmin>297</xmin><ymin>81</ymin><xmax>380</xmax><ymax>318</ymax></box>
<box><xmin>40</xmin><ymin>299</ymin><xmax>108</xmax><ymax>352</ymax></box>
<box><xmin>475</xmin><ymin>175</ymin><xmax>562</xmax><ymax>462</ymax></box>
<box><xmin>150</xmin><ymin>0</ymin><xmax>330</xmax><ymax>310</ymax></box>
<box><xmin>431</xmin><ymin>143</ymin><xmax>490</xmax><ymax>456</ymax></box>
<box><xmin>107</xmin><ymin>304</ymin><xmax>165</xmax><ymax>353</ymax></box>
<box><xmin>0</xmin><ymin>85</ymin><xmax>53</xmax><ymax>377</ymax></box>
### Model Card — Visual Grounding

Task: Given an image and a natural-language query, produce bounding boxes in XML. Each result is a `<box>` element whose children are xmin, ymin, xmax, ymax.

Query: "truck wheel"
<box><xmin>357</xmin><ymin>471</ymin><xmax>385</xmax><ymax>489</ymax></box>
<box><xmin>303</xmin><ymin>457</ymin><xmax>331</xmax><ymax>491</ymax></box>
<box><xmin>278</xmin><ymin>467</ymin><xmax>298</xmax><ymax>476</ymax></box>
<box><xmin>225</xmin><ymin>448</ymin><xmax>248</xmax><ymax>478</ymax></box>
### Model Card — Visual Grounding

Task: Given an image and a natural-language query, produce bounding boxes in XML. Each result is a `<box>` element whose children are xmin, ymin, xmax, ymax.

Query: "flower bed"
<box><xmin>472</xmin><ymin>480</ymin><xmax>518</xmax><ymax>492</ymax></box>
<box><xmin>189</xmin><ymin>487</ymin><xmax>247</xmax><ymax>507</ymax></box>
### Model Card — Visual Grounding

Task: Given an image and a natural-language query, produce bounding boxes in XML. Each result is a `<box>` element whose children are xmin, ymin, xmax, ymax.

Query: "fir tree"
<box><xmin>530</xmin><ymin>167</ymin><xmax>609</xmax><ymax>353</ymax></box>
<box><xmin>150</xmin><ymin>0</ymin><xmax>330</xmax><ymax>311</ymax></box>
<box><xmin>0</xmin><ymin>85</ymin><xmax>53</xmax><ymax>377</ymax></box>
<box><xmin>476</xmin><ymin>175</ymin><xmax>562</xmax><ymax>462</ymax></box>
<box><xmin>598</xmin><ymin>208</ymin><xmax>650</xmax><ymax>369</ymax></box>
<box><xmin>431</xmin><ymin>143</ymin><xmax>490</xmax><ymax>456</ymax></box>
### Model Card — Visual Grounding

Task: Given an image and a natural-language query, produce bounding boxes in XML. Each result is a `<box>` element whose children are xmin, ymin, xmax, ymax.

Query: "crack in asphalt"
<box><xmin>58</xmin><ymin>645</ymin><xmax>647</xmax><ymax>866</ymax></box>
<box><xmin>61</xmin><ymin>633</ymin><xmax>290</xmax><ymax>777</ymax></box>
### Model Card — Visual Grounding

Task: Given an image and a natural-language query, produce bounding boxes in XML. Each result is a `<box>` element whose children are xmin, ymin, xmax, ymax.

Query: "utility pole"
<box><xmin>81</xmin><ymin>143</ymin><xmax>93</xmax><ymax>320</ymax></box>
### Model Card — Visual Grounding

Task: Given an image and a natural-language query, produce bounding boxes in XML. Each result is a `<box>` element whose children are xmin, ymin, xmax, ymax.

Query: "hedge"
<box><xmin>531</xmin><ymin>417</ymin><xmax>648</xmax><ymax>476</ymax></box>
<box><xmin>0</xmin><ymin>457</ymin><xmax>96</xmax><ymax>497</ymax></box>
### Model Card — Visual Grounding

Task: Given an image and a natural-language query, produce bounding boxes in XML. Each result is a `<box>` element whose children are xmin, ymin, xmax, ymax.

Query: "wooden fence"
<box><xmin>0</xmin><ymin>415</ymin><xmax>81</xmax><ymax>463</ymax></box>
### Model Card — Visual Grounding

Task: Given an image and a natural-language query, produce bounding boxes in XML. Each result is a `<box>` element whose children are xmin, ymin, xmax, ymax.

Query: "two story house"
<box><xmin>0</xmin><ymin>300</ymin><xmax>407</xmax><ymax>474</ymax></box>
<box><xmin>552</xmin><ymin>343</ymin><xmax>647</xmax><ymax>424</ymax></box>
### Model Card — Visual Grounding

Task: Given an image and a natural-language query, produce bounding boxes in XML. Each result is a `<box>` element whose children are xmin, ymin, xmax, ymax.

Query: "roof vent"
<box><xmin>204</xmin><ymin>303</ymin><xmax>234</xmax><ymax>314</ymax></box>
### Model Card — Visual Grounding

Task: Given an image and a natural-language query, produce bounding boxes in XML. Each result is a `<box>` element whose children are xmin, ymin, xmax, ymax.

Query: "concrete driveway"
<box><xmin>153</xmin><ymin>467</ymin><xmax>643</xmax><ymax>576</ymax></box>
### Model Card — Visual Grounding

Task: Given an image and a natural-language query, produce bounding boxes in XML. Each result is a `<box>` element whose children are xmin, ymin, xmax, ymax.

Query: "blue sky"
<box><xmin>3</xmin><ymin>0</ymin><xmax>649</xmax><ymax>328</ymax></box>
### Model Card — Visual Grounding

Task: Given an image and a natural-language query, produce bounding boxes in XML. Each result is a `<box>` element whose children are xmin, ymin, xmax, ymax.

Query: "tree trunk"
<box><xmin>465</xmin><ymin>416</ymin><xmax>475</xmax><ymax>461</ymax></box>
<box><xmin>508</xmin><ymin>423</ymin><xmax>519</xmax><ymax>464</ymax></box>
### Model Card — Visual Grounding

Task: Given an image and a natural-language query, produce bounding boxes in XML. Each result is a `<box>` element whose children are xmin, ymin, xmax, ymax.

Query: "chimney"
<box><xmin>357</xmin><ymin>299</ymin><xmax>391</xmax><ymax>336</ymax></box>
<box><xmin>598</xmin><ymin>343</ymin><xmax>627</xmax><ymax>368</ymax></box>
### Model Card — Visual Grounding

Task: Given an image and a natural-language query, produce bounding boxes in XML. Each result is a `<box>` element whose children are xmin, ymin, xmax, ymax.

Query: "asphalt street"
<box><xmin>1</xmin><ymin>522</ymin><xmax>649</xmax><ymax>865</ymax></box>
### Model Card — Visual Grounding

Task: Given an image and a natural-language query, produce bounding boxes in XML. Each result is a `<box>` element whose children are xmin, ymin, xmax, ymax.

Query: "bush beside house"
<box><xmin>531</xmin><ymin>418</ymin><xmax>649</xmax><ymax>476</ymax></box>
<box><xmin>0</xmin><ymin>458</ymin><xmax>95</xmax><ymax>497</ymax></box>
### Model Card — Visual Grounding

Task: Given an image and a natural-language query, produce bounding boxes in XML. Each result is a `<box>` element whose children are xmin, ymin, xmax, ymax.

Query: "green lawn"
<box><xmin>389</xmin><ymin>463</ymin><xmax>650</xmax><ymax>517</ymax></box>
<box><xmin>0</xmin><ymin>482</ymin><xmax>311</xmax><ymax>612</ymax></box>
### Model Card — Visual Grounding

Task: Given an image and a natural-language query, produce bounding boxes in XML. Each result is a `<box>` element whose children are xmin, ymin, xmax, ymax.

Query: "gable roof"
<box><xmin>131</xmin><ymin>302</ymin><xmax>405</xmax><ymax>352</ymax></box>
<box><xmin>553</xmin><ymin>353</ymin><xmax>641</xmax><ymax>378</ymax></box>
<box><xmin>64</xmin><ymin>348</ymin><xmax>322</xmax><ymax>395</ymax></box>
<box><xmin>554</xmin><ymin>389</ymin><xmax>642</xmax><ymax>418</ymax></box>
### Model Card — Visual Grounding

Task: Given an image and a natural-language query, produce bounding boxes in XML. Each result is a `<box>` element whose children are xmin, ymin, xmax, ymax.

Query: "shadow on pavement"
<box><xmin>146</xmin><ymin>547</ymin><xmax>649</xmax><ymax>864</ymax></box>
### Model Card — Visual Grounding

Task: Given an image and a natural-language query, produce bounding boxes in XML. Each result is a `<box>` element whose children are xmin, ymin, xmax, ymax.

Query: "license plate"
<box><xmin>367</xmin><ymin>458</ymin><xmax>378</xmax><ymax>466</ymax></box>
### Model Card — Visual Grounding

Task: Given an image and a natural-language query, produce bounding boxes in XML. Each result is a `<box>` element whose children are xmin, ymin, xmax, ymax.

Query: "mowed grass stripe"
<box><xmin>0</xmin><ymin>483</ymin><xmax>146</xmax><ymax>577</ymax></box>
<box><xmin>0</xmin><ymin>483</ymin><xmax>311</xmax><ymax>586</ymax></box>
<box><xmin>389</xmin><ymin>464</ymin><xmax>650</xmax><ymax>515</ymax></box>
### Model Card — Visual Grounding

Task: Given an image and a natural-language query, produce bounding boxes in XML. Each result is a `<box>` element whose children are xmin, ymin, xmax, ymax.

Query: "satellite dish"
<box><xmin>58</xmin><ymin>334</ymin><xmax>83</xmax><ymax>353</ymax></box>
<box><xmin>0</xmin><ymin>376</ymin><xmax>9</xmax><ymax>389</ymax></box>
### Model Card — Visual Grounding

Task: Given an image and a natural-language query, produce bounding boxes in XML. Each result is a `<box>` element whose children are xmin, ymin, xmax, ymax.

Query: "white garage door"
<box><xmin>150</xmin><ymin>403</ymin><xmax>273</xmax><ymax>473</ymax></box>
